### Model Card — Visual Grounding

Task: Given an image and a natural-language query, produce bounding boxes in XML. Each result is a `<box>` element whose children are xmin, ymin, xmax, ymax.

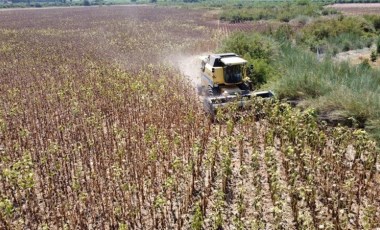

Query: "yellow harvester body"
<box><xmin>199</xmin><ymin>53</ymin><xmax>274</xmax><ymax>118</ymax></box>
<box><xmin>200</xmin><ymin>53</ymin><xmax>248</xmax><ymax>87</ymax></box>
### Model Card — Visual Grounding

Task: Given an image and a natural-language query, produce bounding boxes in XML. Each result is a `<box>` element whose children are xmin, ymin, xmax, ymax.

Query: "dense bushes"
<box><xmin>364</xmin><ymin>15</ymin><xmax>380</xmax><ymax>31</ymax></box>
<box><xmin>218</xmin><ymin>32</ymin><xmax>278</xmax><ymax>86</ymax></box>
<box><xmin>219</xmin><ymin>2</ymin><xmax>335</xmax><ymax>23</ymax></box>
<box><xmin>301</xmin><ymin>16</ymin><xmax>374</xmax><ymax>39</ymax></box>
<box><xmin>220</xmin><ymin>27</ymin><xmax>380</xmax><ymax>140</ymax></box>
<box><xmin>298</xmin><ymin>16</ymin><xmax>377</xmax><ymax>53</ymax></box>
<box><xmin>219</xmin><ymin>32</ymin><xmax>278</xmax><ymax>61</ymax></box>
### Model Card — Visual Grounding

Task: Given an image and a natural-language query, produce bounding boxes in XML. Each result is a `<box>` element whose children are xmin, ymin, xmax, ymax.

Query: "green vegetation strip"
<box><xmin>219</xmin><ymin>1</ymin><xmax>337</xmax><ymax>23</ymax></box>
<box><xmin>220</xmin><ymin>23</ymin><xmax>380</xmax><ymax>141</ymax></box>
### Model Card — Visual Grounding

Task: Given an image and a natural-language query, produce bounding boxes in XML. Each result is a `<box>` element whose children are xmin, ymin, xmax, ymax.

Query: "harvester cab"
<box><xmin>199</xmin><ymin>53</ymin><xmax>273</xmax><ymax>117</ymax></box>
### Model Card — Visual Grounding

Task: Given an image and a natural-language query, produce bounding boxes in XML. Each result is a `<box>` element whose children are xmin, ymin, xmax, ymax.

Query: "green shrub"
<box><xmin>218</xmin><ymin>32</ymin><xmax>279</xmax><ymax>86</ymax></box>
<box><xmin>231</xmin><ymin>15</ymin><xmax>243</xmax><ymax>23</ymax></box>
<box><xmin>364</xmin><ymin>15</ymin><xmax>380</xmax><ymax>31</ymax></box>
<box><xmin>301</xmin><ymin>17</ymin><xmax>374</xmax><ymax>39</ymax></box>
<box><xmin>296</xmin><ymin>0</ymin><xmax>311</xmax><ymax>6</ymax></box>
<box><xmin>249</xmin><ymin>58</ymin><xmax>276</xmax><ymax>86</ymax></box>
<box><xmin>273</xmin><ymin>24</ymin><xmax>293</xmax><ymax>42</ymax></box>
<box><xmin>321</xmin><ymin>8</ymin><xmax>338</xmax><ymax>16</ymax></box>
<box><xmin>298</xmin><ymin>17</ymin><xmax>377</xmax><ymax>53</ymax></box>
<box><xmin>377</xmin><ymin>37</ymin><xmax>380</xmax><ymax>54</ymax></box>
<box><xmin>219</xmin><ymin>32</ymin><xmax>278</xmax><ymax>62</ymax></box>
<box><xmin>342</xmin><ymin>40</ymin><xmax>352</xmax><ymax>52</ymax></box>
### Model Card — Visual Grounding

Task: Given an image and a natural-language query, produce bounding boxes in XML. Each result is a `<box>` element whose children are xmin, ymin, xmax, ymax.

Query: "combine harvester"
<box><xmin>198</xmin><ymin>53</ymin><xmax>274</xmax><ymax>119</ymax></box>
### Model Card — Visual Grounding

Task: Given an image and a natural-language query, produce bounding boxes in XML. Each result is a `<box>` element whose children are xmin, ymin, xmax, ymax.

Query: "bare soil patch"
<box><xmin>335</xmin><ymin>47</ymin><xmax>380</xmax><ymax>68</ymax></box>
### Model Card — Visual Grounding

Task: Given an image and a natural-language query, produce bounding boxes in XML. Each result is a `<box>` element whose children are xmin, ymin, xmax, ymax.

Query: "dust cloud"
<box><xmin>164</xmin><ymin>53</ymin><xmax>207</xmax><ymax>90</ymax></box>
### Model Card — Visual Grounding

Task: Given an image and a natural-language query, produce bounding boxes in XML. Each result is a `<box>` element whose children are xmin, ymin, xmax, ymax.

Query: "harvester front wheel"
<box><xmin>207</xmin><ymin>86</ymin><xmax>220</xmax><ymax>96</ymax></box>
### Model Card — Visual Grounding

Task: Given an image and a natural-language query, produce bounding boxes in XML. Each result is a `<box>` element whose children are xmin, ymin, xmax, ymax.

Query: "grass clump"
<box><xmin>270</xmin><ymin>43</ymin><xmax>380</xmax><ymax>134</ymax></box>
